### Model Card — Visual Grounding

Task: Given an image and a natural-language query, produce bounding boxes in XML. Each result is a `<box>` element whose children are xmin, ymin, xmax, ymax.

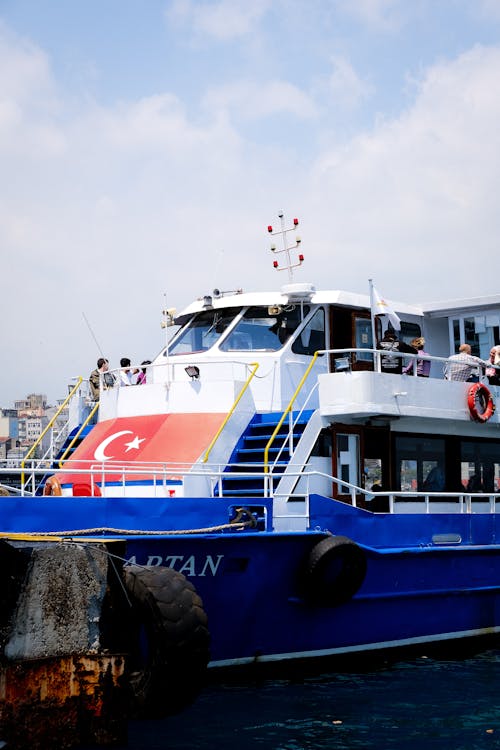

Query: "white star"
<box><xmin>124</xmin><ymin>435</ymin><xmax>146</xmax><ymax>452</ymax></box>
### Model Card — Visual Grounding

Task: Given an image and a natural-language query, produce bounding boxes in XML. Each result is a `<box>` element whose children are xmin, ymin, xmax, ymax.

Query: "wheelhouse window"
<box><xmin>220</xmin><ymin>305</ymin><xmax>309</xmax><ymax>352</ymax></box>
<box><xmin>166</xmin><ymin>307</ymin><xmax>242</xmax><ymax>355</ymax></box>
<box><xmin>292</xmin><ymin>308</ymin><xmax>325</xmax><ymax>356</ymax></box>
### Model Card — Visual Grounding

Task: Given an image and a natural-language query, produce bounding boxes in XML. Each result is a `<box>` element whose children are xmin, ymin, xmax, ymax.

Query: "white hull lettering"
<box><xmin>146</xmin><ymin>555</ymin><xmax>163</xmax><ymax>566</ymax></box>
<box><xmin>178</xmin><ymin>555</ymin><xmax>195</xmax><ymax>576</ymax></box>
<box><xmin>199</xmin><ymin>554</ymin><xmax>224</xmax><ymax>576</ymax></box>
<box><xmin>125</xmin><ymin>554</ymin><xmax>224</xmax><ymax>576</ymax></box>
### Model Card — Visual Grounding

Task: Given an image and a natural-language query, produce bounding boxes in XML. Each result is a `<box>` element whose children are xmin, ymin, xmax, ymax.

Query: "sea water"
<box><xmin>84</xmin><ymin>647</ymin><xmax>500</xmax><ymax>749</ymax></box>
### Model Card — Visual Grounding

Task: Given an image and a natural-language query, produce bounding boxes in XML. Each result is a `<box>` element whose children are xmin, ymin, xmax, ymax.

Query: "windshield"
<box><xmin>166</xmin><ymin>307</ymin><xmax>242</xmax><ymax>355</ymax></box>
<box><xmin>220</xmin><ymin>305</ymin><xmax>309</xmax><ymax>352</ymax></box>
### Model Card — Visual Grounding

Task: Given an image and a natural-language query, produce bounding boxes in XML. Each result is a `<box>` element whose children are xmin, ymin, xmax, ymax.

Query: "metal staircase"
<box><xmin>220</xmin><ymin>410</ymin><xmax>314</xmax><ymax>497</ymax></box>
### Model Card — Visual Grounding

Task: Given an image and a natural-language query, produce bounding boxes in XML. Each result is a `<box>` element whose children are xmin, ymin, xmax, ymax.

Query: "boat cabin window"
<box><xmin>365</xmin><ymin>458</ymin><xmax>383</xmax><ymax>490</ymax></box>
<box><xmin>292</xmin><ymin>308</ymin><xmax>325</xmax><ymax>356</ymax></box>
<box><xmin>400</xmin><ymin>322</ymin><xmax>422</xmax><ymax>346</ymax></box>
<box><xmin>220</xmin><ymin>305</ymin><xmax>309</xmax><ymax>352</ymax></box>
<box><xmin>167</xmin><ymin>307</ymin><xmax>242</xmax><ymax>355</ymax></box>
<box><xmin>450</xmin><ymin>314</ymin><xmax>500</xmax><ymax>359</ymax></box>
<box><xmin>354</xmin><ymin>317</ymin><xmax>373</xmax><ymax>361</ymax></box>
<box><xmin>460</xmin><ymin>441</ymin><xmax>500</xmax><ymax>492</ymax></box>
<box><xmin>336</xmin><ymin>433</ymin><xmax>360</xmax><ymax>493</ymax></box>
<box><xmin>394</xmin><ymin>435</ymin><xmax>446</xmax><ymax>491</ymax></box>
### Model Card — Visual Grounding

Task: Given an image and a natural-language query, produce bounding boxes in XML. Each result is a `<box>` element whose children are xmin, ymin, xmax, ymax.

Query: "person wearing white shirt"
<box><xmin>119</xmin><ymin>357</ymin><xmax>137</xmax><ymax>385</ymax></box>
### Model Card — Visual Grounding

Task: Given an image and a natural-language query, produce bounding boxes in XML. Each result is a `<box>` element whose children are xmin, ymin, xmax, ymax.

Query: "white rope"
<box><xmin>0</xmin><ymin>520</ymin><xmax>253</xmax><ymax>539</ymax></box>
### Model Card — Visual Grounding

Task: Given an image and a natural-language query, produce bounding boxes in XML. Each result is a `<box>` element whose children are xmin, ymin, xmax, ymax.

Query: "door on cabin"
<box><xmin>329</xmin><ymin>306</ymin><xmax>379</xmax><ymax>372</ymax></box>
<box><xmin>332</xmin><ymin>425</ymin><xmax>390</xmax><ymax>509</ymax></box>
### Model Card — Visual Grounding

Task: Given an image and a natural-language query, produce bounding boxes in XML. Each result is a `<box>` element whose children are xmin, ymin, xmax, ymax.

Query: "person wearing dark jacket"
<box><xmin>377</xmin><ymin>330</ymin><xmax>417</xmax><ymax>374</ymax></box>
<box><xmin>89</xmin><ymin>357</ymin><xmax>115</xmax><ymax>400</ymax></box>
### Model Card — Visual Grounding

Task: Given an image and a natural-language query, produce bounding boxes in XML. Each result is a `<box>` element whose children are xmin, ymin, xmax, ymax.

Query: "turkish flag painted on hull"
<box><xmin>59</xmin><ymin>412</ymin><xmax>227</xmax><ymax>487</ymax></box>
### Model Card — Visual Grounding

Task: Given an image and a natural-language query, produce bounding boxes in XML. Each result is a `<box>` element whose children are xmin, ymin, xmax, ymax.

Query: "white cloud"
<box><xmin>326</xmin><ymin>56</ymin><xmax>374</xmax><ymax>110</ymax></box>
<box><xmin>0</xmin><ymin>22</ymin><xmax>54</xmax><ymax>104</ymax></box>
<box><xmin>0</xmin><ymin>23</ymin><xmax>65</xmax><ymax>157</ymax></box>
<box><xmin>308</xmin><ymin>45</ymin><xmax>500</xmax><ymax>298</ymax></box>
<box><xmin>202</xmin><ymin>79</ymin><xmax>318</xmax><ymax>121</ymax></box>
<box><xmin>335</xmin><ymin>0</ymin><xmax>404</xmax><ymax>31</ymax></box>
<box><xmin>166</xmin><ymin>0</ymin><xmax>272</xmax><ymax>40</ymax></box>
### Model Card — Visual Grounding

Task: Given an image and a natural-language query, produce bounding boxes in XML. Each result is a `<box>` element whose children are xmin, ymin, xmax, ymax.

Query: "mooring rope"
<box><xmin>0</xmin><ymin>518</ymin><xmax>257</xmax><ymax>541</ymax></box>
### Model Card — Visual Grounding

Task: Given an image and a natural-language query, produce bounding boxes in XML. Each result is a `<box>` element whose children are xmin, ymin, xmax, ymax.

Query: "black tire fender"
<box><xmin>305</xmin><ymin>535</ymin><xmax>367</xmax><ymax>607</ymax></box>
<box><xmin>123</xmin><ymin>565</ymin><xmax>210</xmax><ymax>718</ymax></box>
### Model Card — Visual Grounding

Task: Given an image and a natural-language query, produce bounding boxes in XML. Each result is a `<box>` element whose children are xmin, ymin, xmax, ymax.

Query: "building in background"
<box><xmin>0</xmin><ymin>437</ymin><xmax>20</xmax><ymax>461</ymax></box>
<box><xmin>1</xmin><ymin>394</ymin><xmax>51</xmax><ymax>461</ymax></box>
<box><xmin>0</xmin><ymin>410</ymin><xmax>19</xmax><ymax>441</ymax></box>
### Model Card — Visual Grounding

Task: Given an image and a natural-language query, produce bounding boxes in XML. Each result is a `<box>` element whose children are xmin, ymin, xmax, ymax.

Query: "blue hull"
<box><xmin>3</xmin><ymin>493</ymin><xmax>500</xmax><ymax>667</ymax></box>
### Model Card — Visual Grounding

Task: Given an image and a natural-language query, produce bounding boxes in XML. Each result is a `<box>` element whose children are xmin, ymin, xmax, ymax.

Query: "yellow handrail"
<box><xmin>58</xmin><ymin>401</ymin><xmax>99</xmax><ymax>467</ymax></box>
<box><xmin>21</xmin><ymin>377</ymin><xmax>84</xmax><ymax>487</ymax></box>
<box><xmin>203</xmin><ymin>362</ymin><xmax>259</xmax><ymax>463</ymax></box>
<box><xmin>264</xmin><ymin>351</ymin><xmax>321</xmax><ymax>473</ymax></box>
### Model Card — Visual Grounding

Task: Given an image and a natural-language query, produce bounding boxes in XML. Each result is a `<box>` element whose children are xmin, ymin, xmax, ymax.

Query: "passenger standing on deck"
<box><xmin>485</xmin><ymin>346</ymin><xmax>500</xmax><ymax>386</ymax></box>
<box><xmin>377</xmin><ymin>330</ymin><xmax>417</xmax><ymax>374</ymax></box>
<box><xmin>136</xmin><ymin>360</ymin><xmax>152</xmax><ymax>385</ymax></box>
<box><xmin>119</xmin><ymin>357</ymin><xmax>138</xmax><ymax>386</ymax></box>
<box><xmin>89</xmin><ymin>358</ymin><xmax>115</xmax><ymax>400</ymax></box>
<box><xmin>444</xmin><ymin>344</ymin><xmax>485</xmax><ymax>382</ymax></box>
<box><xmin>403</xmin><ymin>337</ymin><xmax>431</xmax><ymax>377</ymax></box>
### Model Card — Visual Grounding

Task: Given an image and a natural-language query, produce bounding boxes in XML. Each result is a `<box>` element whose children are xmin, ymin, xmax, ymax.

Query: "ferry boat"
<box><xmin>2</xmin><ymin>214</ymin><xmax>500</xmax><ymax>714</ymax></box>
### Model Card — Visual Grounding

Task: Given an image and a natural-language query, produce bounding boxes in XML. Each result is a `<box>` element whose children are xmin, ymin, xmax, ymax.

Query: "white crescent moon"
<box><xmin>94</xmin><ymin>430</ymin><xmax>133</xmax><ymax>461</ymax></box>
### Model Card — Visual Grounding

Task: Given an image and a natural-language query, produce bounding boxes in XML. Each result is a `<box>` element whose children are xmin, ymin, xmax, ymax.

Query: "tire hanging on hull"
<box><xmin>123</xmin><ymin>565</ymin><xmax>210</xmax><ymax>718</ymax></box>
<box><xmin>305</xmin><ymin>535</ymin><xmax>367</xmax><ymax>607</ymax></box>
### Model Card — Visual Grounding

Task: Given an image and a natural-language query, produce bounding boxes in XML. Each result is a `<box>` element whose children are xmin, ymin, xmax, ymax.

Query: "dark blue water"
<box><xmin>85</xmin><ymin>648</ymin><xmax>500</xmax><ymax>749</ymax></box>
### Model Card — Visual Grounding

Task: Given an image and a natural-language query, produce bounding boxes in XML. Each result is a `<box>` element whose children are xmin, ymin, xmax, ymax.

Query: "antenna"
<box><xmin>82</xmin><ymin>312</ymin><xmax>105</xmax><ymax>357</ymax></box>
<box><xmin>267</xmin><ymin>212</ymin><xmax>304</xmax><ymax>283</ymax></box>
<box><xmin>161</xmin><ymin>292</ymin><xmax>176</xmax><ymax>389</ymax></box>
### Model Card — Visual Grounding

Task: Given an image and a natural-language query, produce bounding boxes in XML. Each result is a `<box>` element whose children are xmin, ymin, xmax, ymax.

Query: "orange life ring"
<box><xmin>467</xmin><ymin>383</ymin><xmax>495</xmax><ymax>423</ymax></box>
<box><xmin>43</xmin><ymin>475</ymin><xmax>62</xmax><ymax>496</ymax></box>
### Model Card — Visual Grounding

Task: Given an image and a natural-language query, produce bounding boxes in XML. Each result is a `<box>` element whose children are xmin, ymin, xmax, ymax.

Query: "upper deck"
<box><xmin>90</xmin><ymin>280</ymin><xmax>500</xmax><ymax>431</ymax></box>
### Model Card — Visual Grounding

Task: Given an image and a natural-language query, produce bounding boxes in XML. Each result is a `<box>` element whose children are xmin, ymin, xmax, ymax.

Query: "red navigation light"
<box><xmin>299</xmin><ymin>254</ymin><xmax>304</xmax><ymax>262</ymax></box>
<box><xmin>273</xmin><ymin>261</ymin><xmax>279</xmax><ymax>268</ymax></box>
<box><xmin>293</xmin><ymin>218</ymin><xmax>299</xmax><ymax>226</ymax></box>
<box><xmin>268</xmin><ymin>225</ymin><xmax>273</xmax><ymax>233</ymax></box>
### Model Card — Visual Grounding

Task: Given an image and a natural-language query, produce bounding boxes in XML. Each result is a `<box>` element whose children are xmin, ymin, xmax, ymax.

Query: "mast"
<box><xmin>267</xmin><ymin>212</ymin><xmax>304</xmax><ymax>282</ymax></box>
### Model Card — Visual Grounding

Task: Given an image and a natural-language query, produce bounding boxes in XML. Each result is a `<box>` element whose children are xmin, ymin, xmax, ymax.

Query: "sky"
<box><xmin>1</xmin><ymin>0</ymin><xmax>500</xmax><ymax>406</ymax></box>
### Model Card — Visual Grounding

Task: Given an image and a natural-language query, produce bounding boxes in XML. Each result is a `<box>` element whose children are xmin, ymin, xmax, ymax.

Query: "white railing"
<box><xmin>327</xmin><ymin>347</ymin><xmax>488</xmax><ymax>380</ymax></box>
<box><xmin>102</xmin><ymin>357</ymin><xmax>261</xmax><ymax>390</ymax></box>
<box><xmin>92</xmin><ymin>345</ymin><xmax>491</xmax><ymax>393</ymax></box>
<box><xmin>2</xmin><ymin>462</ymin><xmax>500</xmax><ymax>515</ymax></box>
